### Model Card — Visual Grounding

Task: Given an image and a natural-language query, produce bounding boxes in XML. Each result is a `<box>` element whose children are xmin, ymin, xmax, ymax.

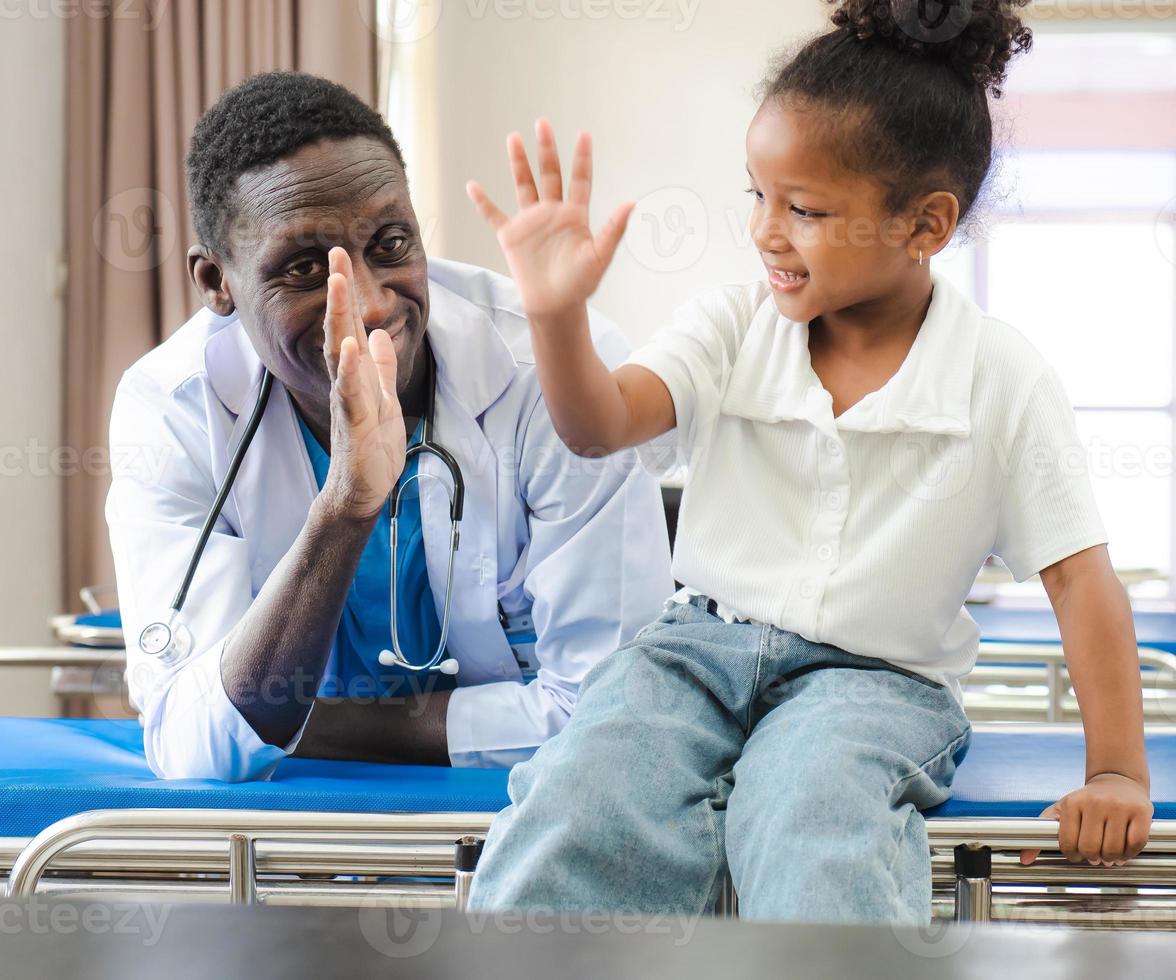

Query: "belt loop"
<box><xmin>706</xmin><ymin>597</ymin><xmax>718</xmax><ymax>617</ymax></box>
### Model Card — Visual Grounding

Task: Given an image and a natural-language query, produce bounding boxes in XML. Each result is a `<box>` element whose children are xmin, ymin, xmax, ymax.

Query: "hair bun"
<box><xmin>829</xmin><ymin>0</ymin><xmax>1032</xmax><ymax>96</ymax></box>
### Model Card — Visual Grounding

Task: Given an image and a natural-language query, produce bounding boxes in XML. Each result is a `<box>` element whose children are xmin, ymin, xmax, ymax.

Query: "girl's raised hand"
<box><xmin>466</xmin><ymin>119</ymin><xmax>634</xmax><ymax>320</ymax></box>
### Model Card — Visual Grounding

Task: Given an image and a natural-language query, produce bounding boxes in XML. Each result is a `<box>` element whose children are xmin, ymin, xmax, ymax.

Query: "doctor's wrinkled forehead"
<box><xmin>185</xmin><ymin>71</ymin><xmax>408</xmax><ymax>259</ymax></box>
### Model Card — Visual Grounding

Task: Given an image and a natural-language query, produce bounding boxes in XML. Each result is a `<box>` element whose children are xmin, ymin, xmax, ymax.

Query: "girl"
<box><xmin>463</xmin><ymin>0</ymin><xmax>1154</xmax><ymax>924</ymax></box>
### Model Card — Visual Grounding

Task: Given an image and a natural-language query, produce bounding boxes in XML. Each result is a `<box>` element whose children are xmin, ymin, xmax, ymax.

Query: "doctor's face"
<box><xmin>202</xmin><ymin>136</ymin><xmax>430</xmax><ymax>411</ymax></box>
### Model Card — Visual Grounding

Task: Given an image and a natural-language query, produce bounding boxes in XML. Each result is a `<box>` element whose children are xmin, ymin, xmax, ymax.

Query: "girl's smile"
<box><xmin>766</xmin><ymin>266</ymin><xmax>810</xmax><ymax>292</ymax></box>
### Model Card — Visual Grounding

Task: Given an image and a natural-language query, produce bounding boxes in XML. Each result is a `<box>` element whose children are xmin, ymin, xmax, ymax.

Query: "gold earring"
<box><xmin>918</xmin><ymin>249</ymin><xmax>924</xmax><ymax>267</ymax></box>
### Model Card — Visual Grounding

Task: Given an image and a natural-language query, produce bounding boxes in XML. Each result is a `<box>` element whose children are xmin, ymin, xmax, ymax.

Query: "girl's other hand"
<box><xmin>466</xmin><ymin>118</ymin><xmax>634</xmax><ymax>320</ymax></box>
<box><xmin>1019</xmin><ymin>773</ymin><xmax>1153</xmax><ymax>866</ymax></box>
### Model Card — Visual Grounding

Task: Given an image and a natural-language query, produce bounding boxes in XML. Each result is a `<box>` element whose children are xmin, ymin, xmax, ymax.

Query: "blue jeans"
<box><xmin>467</xmin><ymin>594</ymin><xmax>972</xmax><ymax>924</ymax></box>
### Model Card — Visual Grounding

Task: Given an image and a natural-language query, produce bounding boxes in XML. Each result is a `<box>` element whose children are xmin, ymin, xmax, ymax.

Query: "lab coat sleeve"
<box><xmin>445</xmin><ymin>325</ymin><xmax>675</xmax><ymax>769</ymax></box>
<box><xmin>106</xmin><ymin>370</ymin><xmax>298</xmax><ymax>781</ymax></box>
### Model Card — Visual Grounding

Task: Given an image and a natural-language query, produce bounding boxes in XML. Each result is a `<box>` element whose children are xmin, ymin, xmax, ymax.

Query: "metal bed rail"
<box><xmin>930</xmin><ymin>891</ymin><xmax>1176</xmax><ymax>931</ymax></box>
<box><xmin>0</xmin><ymin>647</ymin><xmax>129</xmax><ymax>718</ymax></box>
<box><xmin>2</xmin><ymin>636</ymin><xmax>1172</xmax><ymax>724</ymax></box>
<box><xmin>964</xmin><ymin>643</ymin><xmax>1176</xmax><ymax>723</ymax></box>
<box><xmin>6</xmin><ymin>835</ymin><xmax>1176</xmax><ymax>894</ymax></box>
<box><xmin>3</xmin><ymin>810</ymin><xmax>493</xmax><ymax>901</ymax></box>
<box><xmin>0</xmin><ymin>648</ymin><xmax>126</xmax><ymax>669</ymax></box>
<box><xmin>27</xmin><ymin>878</ymin><xmax>457</xmax><ymax>909</ymax></box>
<box><xmin>0</xmin><ymin>837</ymin><xmax>457</xmax><ymax>877</ymax></box>
<box><xmin>22</xmin><ymin>875</ymin><xmax>1176</xmax><ymax>931</ymax></box>
<box><xmin>6</xmin><ymin>808</ymin><xmax>1176</xmax><ymax>929</ymax></box>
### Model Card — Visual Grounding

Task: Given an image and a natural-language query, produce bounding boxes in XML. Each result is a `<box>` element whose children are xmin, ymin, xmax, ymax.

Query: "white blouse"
<box><xmin>626</xmin><ymin>271</ymin><xmax>1108</xmax><ymax>702</ymax></box>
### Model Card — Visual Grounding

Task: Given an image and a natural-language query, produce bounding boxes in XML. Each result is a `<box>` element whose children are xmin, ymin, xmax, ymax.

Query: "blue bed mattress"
<box><xmin>0</xmin><ymin>718</ymin><xmax>511</xmax><ymax>837</ymax></box>
<box><xmin>970</xmin><ymin>604</ymin><xmax>1176</xmax><ymax>656</ymax></box>
<box><xmin>0</xmin><ymin>718</ymin><xmax>1171</xmax><ymax>837</ymax></box>
<box><xmin>928</xmin><ymin>728</ymin><xmax>1176</xmax><ymax>820</ymax></box>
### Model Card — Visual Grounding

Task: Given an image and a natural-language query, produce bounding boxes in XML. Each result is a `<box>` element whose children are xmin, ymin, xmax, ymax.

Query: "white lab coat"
<box><xmin>106</xmin><ymin>258</ymin><xmax>673</xmax><ymax>781</ymax></box>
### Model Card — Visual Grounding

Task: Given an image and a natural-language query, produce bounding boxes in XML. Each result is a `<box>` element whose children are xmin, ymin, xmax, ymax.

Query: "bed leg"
<box><xmin>953</xmin><ymin>843</ymin><xmax>992</xmax><ymax>923</ymax></box>
<box><xmin>454</xmin><ymin>835</ymin><xmax>485</xmax><ymax>912</ymax></box>
<box><xmin>714</xmin><ymin>870</ymin><xmax>739</xmax><ymax>918</ymax></box>
<box><xmin>228</xmin><ymin>833</ymin><xmax>258</xmax><ymax>906</ymax></box>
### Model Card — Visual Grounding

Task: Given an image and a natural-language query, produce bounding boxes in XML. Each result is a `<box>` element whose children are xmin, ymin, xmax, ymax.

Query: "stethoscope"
<box><xmin>139</xmin><ymin>344</ymin><xmax>464</xmax><ymax>677</ymax></box>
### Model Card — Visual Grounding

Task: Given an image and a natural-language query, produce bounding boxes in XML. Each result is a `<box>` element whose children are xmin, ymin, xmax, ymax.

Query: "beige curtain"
<box><xmin>63</xmin><ymin>0</ymin><xmax>380</xmax><ymax>609</ymax></box>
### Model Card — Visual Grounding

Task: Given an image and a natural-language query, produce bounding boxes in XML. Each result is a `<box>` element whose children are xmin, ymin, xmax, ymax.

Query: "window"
<box><xmin>939</xmin><ymin>26</ymin><xmax>1176</xmax><ymax>602</ymax></box>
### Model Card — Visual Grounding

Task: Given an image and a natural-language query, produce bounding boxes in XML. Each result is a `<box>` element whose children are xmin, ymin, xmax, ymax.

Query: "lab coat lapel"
<box><xmin>230</xmin><ymin>382</ymin><xmax>318</xmax><ymax>591</ymax></box>
<box><xmin>203</xmin><ymin>319</ymin><xmax>317</xmax><ymax>591</ymax></box>
<box><xmin>419</xmin><ymin>394</ymin><xmax>511</xmax><ymax>683</ymax></box>
<box><xmin>418</xmin><ymin>282</ymin><xmax>518</xmax><ymax>683</ymax></box>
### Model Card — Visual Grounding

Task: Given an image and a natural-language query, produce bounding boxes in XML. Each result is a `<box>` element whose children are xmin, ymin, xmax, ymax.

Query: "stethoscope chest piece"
<box><xmin>139</xmin><ymin>610</ymin><xmax>193</xmax><ymax>668</ymax></box>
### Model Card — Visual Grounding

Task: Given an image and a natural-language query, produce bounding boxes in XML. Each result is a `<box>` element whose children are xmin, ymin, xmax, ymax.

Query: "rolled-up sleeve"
<box><xmin>107</xmin><ymin>371</ymin><xmax>295</xmax><ymax>781</ymax></box>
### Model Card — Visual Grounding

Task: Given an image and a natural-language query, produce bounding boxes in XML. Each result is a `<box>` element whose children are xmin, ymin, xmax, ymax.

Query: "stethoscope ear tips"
<box><xmin>377</xmin><ymin>649</ymin><xmax>400</xmax><ymax>668</ymax></box>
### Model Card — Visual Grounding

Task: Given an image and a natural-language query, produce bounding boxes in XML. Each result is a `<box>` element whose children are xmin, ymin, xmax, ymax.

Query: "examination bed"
<box><xmin>36</xmin><ymin>599</ymin><xmax>1176</xmax><ymax>724</ymax></box>
<box><xmin>966</xmin><ymin>605</ymin><xmax>1176</xmax><ymax>723</ymax></box>
<box><xmin>1</xmin><ymin>717</ymin><xmax>1175</xmax><ymax>929</ymax></box>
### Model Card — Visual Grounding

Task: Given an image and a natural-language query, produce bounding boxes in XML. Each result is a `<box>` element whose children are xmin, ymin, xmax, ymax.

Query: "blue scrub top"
<box><xmin>296</xmin><ymin>411</ymin><xmax>454</xmax><ymax>697</ymax></box>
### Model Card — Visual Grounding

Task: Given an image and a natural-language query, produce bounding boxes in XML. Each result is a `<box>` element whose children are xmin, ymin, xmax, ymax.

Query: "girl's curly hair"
<box><xmin>761</xmin><ymin>0</ymin><xmax>1033</xmax><ymax>229</ymax></box>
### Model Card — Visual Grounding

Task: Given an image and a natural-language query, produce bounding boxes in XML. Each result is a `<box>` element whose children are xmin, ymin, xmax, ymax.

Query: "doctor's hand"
<box><xmin>1019</xmin><ymin>773</ymin><xmax>1153</xmax><ymax>867</ymax></box>
<box><xmin>320</xmin><ymin>246</ymin><xmax>407</xmax><ymax>522</ymax></box>
<box><xmin>466</xmin><ymin>118</ymin><xmax>633</xmax><ymax>320</ymax></box>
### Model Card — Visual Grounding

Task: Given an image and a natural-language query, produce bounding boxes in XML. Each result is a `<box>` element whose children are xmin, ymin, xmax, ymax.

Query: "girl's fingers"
<box><xmin>1075</xmin><ymin>807</ymin><xmax>1106</xmax><ymax>864</ymax></box>
<box><xmin>593</xmin><ymin>201</ymin><xmax>635</xmax><ymax>268</ymax></box>
<box><xmin>507</xmin><ymin>132</ymin><xmax>540</xmax><ymax>208</ymax></box>
<box><xmin>466</xmin><ymin>180</ymin><xmax>510</xmax><ymax>230</ymax></box>
<box><xmin>535</xmin><ymin>118</ymin><xmax>563</xmax><ymax>201</ymax></box>
<box><xmin>1099</xmin><ymin>814</ymin><xmax>1128</xmax><ymax>864</ymax></box>
<box><xmin>1020</xmin><ymin>803</ymin><xmax>1060</xmax><ymax>865</ymax></box>
<box><xmin>1125</xmin><ymin>813</ymin><xmax>1152</xmax><ymax>860</ymax></box>
<box><xmin>368</xmin><ymin>328</ymin><xmax>403</xmax><ymax>415</ymax></box>
<box><xmin>567</xmin><ymin>130</ymin><xmax>593</xmax><ymax>208</ymax></box>
<box><xmin>1058</xmin><ymin>805</ymin><xmax>1082</xmax><ymax>862</ymax></box>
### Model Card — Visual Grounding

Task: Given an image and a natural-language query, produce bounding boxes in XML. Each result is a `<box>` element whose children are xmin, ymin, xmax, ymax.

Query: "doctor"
<box><xmin>106</xmin><ymin>72</ymin><xmax>673</xmax><ymax>781</ymax></box>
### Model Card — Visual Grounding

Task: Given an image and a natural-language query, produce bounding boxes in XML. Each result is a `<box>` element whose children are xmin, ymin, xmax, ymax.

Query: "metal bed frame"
<box><xmin>3</xmin><ymin>781</ymin><xmax>1175</xmax><ymax>929</ymax></box>
<box><xmin>30</xmin><ymin>579</ymin><xmax>1176</xmax><ymax>724</ymax></box>
<box><xmin>964</xmin><ymin>642</ymin><xmax>1176</xmax><ymax>723</ymax></box>
<box><xmin>3</xmin><ymin>599</ymin><xmax>1173</xmax><ymax>929</ymax></box>
<box><xmin>6</xmin><ymin>639</ymin><xmax>1174</xmax><ymax>726</ymax></box>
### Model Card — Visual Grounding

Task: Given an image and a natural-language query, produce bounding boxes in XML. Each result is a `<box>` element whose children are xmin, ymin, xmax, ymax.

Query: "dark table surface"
<box><xmin>1</xmin><ymin>900</ymin><xmax>1174</xmax><ymax>979</ymax></box>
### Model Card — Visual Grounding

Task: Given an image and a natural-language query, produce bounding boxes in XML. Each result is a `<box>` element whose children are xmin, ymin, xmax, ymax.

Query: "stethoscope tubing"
<box><xmin>142</xmin><ymin>343</ymin><xmax>465</xmax><ymax>676</ymax></box>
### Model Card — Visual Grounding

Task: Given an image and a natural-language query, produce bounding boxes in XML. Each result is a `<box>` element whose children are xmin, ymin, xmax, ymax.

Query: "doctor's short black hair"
<box><xmin>186</xmin><ymin>71</ymin><xmax>406</xmax><ymax>256</ymax></box>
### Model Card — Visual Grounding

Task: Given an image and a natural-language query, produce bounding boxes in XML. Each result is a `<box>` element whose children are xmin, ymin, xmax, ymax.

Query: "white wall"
<box><xmin>0</xmin><ymin>10</ymin><xmax>65</xmax><ymax>714</ymax></box>
<box><xmin>392</xmin><ymin>0</ymin><xmax>826</xmax><ymax>344</ymax></box>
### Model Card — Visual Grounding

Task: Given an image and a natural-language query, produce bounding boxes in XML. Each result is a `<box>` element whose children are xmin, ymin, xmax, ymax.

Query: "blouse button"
<box><xmin>816</xmin><ymin>544</ymin><xmax>834</xmax><ymax>561</ymax></box>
